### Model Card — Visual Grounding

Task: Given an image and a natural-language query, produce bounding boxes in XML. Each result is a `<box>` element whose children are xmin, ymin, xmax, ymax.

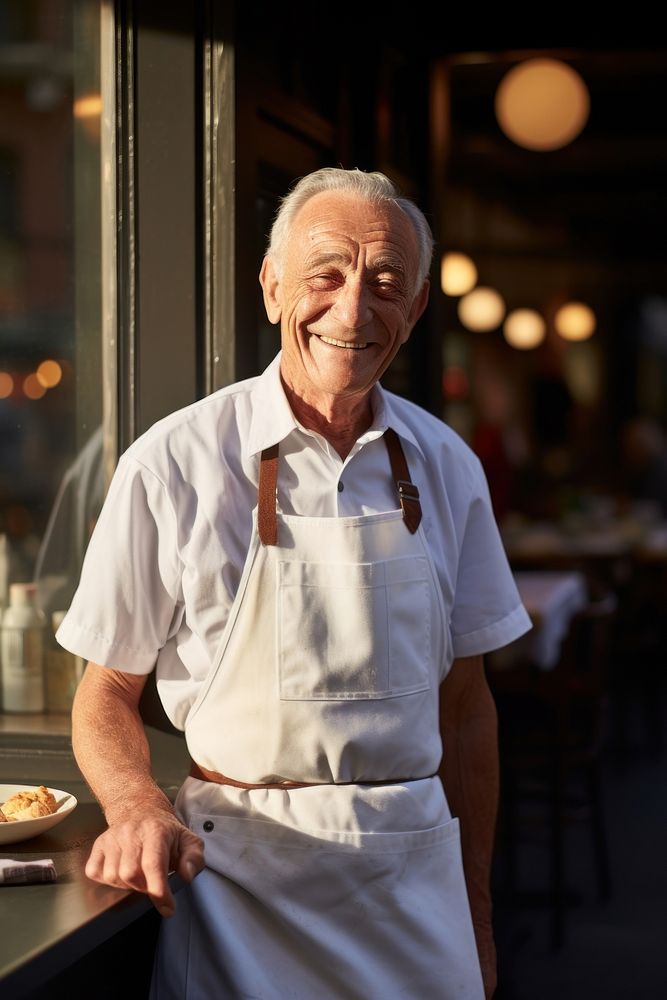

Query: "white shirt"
<box><xmin>57</xmin><ymin>352</ymin><xmax>531</xmax><ymax>728</ymax></box>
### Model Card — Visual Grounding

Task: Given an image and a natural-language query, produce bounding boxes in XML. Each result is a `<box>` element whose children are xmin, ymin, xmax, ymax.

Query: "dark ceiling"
<box><xmin>245</xmin><ymin>6</ymin><xmax>666</xmax><ymax>302</ymax></box>
<box><xmin>442</xmin><ymin>47</ymin><xmax>667</xmax><ymax>271</ymax></box>
<box><xmin>239</xmin><ymin>2</ymin><xmax>667</xmax><ymax>275</ymax></box>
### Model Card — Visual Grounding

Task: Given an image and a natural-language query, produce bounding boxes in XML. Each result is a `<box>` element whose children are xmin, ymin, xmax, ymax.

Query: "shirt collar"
<box><xmin>246</xmin><ymin>352</ymin><xmax>299</xmax><ymax>458</ymax></box>
<box><xmin>371</xmin><ymin>382</ymin><xmax>425</xmax><ymax>460</ymax></box>
<box><xmin>245</xmin><ymin>350</ymin><xmax>425</xmax><ymax>460</ymax></box>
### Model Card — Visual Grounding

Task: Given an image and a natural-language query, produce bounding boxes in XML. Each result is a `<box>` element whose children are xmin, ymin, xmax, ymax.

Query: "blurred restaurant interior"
<box><xmin>1</xmin><ymin>2</ymin><xmax>666</xmax><ymax>997</ymax></box>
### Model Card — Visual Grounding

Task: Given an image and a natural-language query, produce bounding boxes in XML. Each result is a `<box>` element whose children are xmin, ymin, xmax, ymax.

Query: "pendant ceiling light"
<box><xmin>441</xmin><ymin>252</ymin><xmax>478</xmax><ymax>296</ymax></box>
<box><xmin>503</xmin><ymin>309</ymin><xmax>546</xmax><ymax>349</ymax></box>
<box><xmin>495</xmin><ymin>57</ymin><xmax>590</xmax><ymax>151</ymax></box>
<box><xmin>458</xmin><ymin>287</ymin><xmax>506</xmax><ymax>332</ymax></box>
<box><xmin>554</xmin><ymin>301</ymin><xmax>596</xmax><ymax>341</ymax></box>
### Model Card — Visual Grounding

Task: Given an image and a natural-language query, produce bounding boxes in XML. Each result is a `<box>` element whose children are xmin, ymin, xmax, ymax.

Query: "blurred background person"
<box><xmin>618</xmin><ymin>416</ymin><xmax>667</xmax><ymax>519</ymax></box>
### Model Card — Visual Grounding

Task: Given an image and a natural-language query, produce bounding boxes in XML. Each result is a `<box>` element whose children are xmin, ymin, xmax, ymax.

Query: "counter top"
<box><xmin>1</xmin><ymin>801</ymin><xmax>184</xmax><ymax>997</ymax></box>
<box><xmin>0</xmin><ymin>723</ymin><xmax>191</xmax><ymax>998</ymax></box>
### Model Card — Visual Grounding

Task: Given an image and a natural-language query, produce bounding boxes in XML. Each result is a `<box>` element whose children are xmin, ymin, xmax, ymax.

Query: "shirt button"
<box><xmin>337</xmin><ymin>481</ymin><xmax>344</xmax><ymax>493</ymax></box>
<box><xmin>203</xmin><ymin>820</ymin><xmax>214</xmax><ymax>833</ymax></box>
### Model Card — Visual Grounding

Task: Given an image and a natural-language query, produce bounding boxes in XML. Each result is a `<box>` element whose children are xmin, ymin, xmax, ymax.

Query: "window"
<box><xmin>0</xmin><ymin>0</ymin><xmax>106</xmax><ymax>717</ymax></box>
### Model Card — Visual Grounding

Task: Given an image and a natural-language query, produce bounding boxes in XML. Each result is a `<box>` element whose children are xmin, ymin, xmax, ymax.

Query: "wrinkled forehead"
<box><xmin>289</xmin><ymin>190</ymin><xmax>419</xmax><ymax>262</ymax></box>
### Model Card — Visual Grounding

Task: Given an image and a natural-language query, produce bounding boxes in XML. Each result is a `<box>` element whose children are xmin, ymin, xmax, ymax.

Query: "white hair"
<box><xmin>266</xmin><ymin>167</ymin><xmax>434</xmax><ymax>290</ymax></box>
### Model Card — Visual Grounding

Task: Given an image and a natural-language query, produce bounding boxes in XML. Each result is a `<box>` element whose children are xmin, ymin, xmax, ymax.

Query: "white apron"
<box><xmin>151</xmin><ymin>431</ymin><xmax>485</xmax><ymax>999</ymax></box>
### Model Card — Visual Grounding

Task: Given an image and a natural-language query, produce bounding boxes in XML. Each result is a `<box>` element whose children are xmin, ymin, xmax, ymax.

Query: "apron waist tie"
<box><xmin>190</xmin><ymin>761</ymin><xmax>435</xmax><ymax>790</ymax></box>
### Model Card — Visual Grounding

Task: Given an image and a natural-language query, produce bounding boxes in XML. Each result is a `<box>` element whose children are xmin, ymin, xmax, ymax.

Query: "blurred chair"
<box><xmin>490</xmin><ymin>590</ymin><xmax>618</xmax><ymax>949</ymax></box>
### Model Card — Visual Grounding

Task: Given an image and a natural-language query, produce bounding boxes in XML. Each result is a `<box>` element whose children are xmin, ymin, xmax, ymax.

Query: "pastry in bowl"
<box><xmin>1</xmin><ymin>785</ymin><xmax>58</xmax><ymax>822</ymax></box>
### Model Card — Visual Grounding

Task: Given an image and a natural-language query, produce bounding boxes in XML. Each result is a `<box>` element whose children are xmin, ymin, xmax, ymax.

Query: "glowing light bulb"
<box><xmin>555</xmin><ymin>302</ymin><xmax>596</xmax><ymax>341</ymax></box>
<box><xmin>495</xmin><ymin>58</ymin><xmax>590</xmax><ymax>151</ymax></box>
<box><xmin>458</xmin><ymin>287</ymin><xmax>506</xmax><ymax>332</ymax></box>
<box><xmin>503</xmin><ymin>309</ymin><xmax>546</xmax><ymax>349</ymax></box>
<box><xmin>441</xmin><ymin>252</ymin><xmax>478</xmax><ymax>296</ymax></box>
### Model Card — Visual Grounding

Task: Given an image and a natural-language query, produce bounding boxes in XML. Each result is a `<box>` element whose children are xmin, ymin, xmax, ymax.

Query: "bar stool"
<box><xmin>491</xmin><ymin>591</ymin><xmax>618</xmax><ymax>949</ymax></box>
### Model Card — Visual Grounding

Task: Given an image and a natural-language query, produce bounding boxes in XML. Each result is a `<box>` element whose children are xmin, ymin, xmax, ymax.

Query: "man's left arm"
<box><xmin>439</xmin><ymin>654</ymin><xmax>499</xmax><ymax>999</ymax></box>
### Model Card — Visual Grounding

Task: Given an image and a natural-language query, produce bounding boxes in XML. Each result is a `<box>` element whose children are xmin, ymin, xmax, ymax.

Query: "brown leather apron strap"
<box><xmin>190</xmin><ymin>761</ymin><xmax>435</xmax><ymax>789</ymax></box>
<box><xmin>383</xmin><ymin>427</ymin><xmax>422</xmax><ymax>534</ymax></box>
<box><xmin>257</xmin><ymin>429</ymin><xmax>421</xmax><ymax>546</ymax></box>
<box><xmin>257</xmin><ymin>442</ymin><xmax>279</xmax><ymax>545</ymax></box>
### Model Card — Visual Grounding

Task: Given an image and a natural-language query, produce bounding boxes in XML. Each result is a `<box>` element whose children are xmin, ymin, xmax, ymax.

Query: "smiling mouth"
<box><xmin>318</xmin><ymin>335</ymin><xmax>368</xmax><ymax>350</ymax></box>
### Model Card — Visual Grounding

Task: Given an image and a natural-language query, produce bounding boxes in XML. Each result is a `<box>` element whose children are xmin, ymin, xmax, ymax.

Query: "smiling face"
<box><xmin>260</xmin><ymin>190</ymin><xmax>429</xmax><ymax>426</ymax></box>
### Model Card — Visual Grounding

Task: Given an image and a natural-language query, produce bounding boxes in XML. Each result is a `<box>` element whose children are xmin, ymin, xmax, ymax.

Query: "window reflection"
<box><xmin>0</xmin><ymin>0</ymin><xmax>103</xmax><ymax>713</ymax></box>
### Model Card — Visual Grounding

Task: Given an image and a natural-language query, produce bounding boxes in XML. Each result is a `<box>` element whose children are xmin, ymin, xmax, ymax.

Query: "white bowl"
<box><xmin>0</xmin><ymin>784</ymin><xmax>78</xmax><ymax>846</ymax></box>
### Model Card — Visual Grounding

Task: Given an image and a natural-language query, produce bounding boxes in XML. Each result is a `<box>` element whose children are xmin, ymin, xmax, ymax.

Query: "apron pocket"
<box><xmin>278</xmin><ymin>556</ymin><xmax>432</xmax><ymax>700</ymax></box>
<box><xmin>187</xmin><ymin>811</ymin><xmax>483</xmax><ymax>1000</ymax></box>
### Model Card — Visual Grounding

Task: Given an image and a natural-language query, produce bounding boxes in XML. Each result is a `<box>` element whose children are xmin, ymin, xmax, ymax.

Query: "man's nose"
<box><xmin>331</xmin><ymin>278</ymin><xmax>372</xmax><ymax>328</ymax></box>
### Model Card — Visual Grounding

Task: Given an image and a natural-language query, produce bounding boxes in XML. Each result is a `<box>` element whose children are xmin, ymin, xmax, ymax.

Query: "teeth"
<box><xmin>319</xmin><ymin>336</ymin><xmax>367</xmax><ymax>349</ymax></box>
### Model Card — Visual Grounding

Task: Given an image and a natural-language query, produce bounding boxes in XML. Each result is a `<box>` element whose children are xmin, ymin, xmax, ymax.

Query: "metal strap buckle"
<box><xmin>397</xmin><ymin>479</ymin><xmax>420</xmax><ymax>500</ymax></box>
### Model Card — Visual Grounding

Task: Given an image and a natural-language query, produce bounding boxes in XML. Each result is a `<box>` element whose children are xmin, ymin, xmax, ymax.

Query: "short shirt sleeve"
<box><xmin>56</xmin><ymin>454</ymin><xmax>182</xmax><ymax>673</ymax></box>
<box><xmin>449</xmin><ymin>463</ymin><xmax>532</xmax><ymax>659</ymax></box>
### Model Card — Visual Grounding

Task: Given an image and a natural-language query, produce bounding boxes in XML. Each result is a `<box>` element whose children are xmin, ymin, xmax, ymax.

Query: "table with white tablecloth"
<box><xmin>491</xmin><ymin>570</ymin><xmax>589</xmax><ymax>671</ymax></box>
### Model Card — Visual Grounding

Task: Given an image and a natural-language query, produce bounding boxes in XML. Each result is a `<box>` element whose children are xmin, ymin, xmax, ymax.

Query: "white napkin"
<box><xmin>0</xmin><ymin>858</ymin><xmax>57</xmax><ymax>884</ymax></box>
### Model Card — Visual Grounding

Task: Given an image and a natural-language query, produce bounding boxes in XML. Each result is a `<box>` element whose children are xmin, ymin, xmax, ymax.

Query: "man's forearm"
<box><xmin>439</xmin><ymin>683</ymin><xmax>499</xmax><ymax>929</ymax></box>
<box><xmin>439</xmin><ymin>655</ymin><xmax>499</xmax><ymax>996</ymax></box>
<box><xmin>72</xmin><ymin>663</ymin><xmax>174</xmax><ymax>825</ymax></box>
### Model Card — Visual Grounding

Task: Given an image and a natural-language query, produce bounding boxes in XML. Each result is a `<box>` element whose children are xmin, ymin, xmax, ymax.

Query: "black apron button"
<box><xmin>203</xmin><ymin>820</ymin><xmax>214</xmax><ymax>832</ymax></box>
<box><xmin>337</xmin><ymin>481</ymin><xmax>344</xmax><ymax>492</ymax></box>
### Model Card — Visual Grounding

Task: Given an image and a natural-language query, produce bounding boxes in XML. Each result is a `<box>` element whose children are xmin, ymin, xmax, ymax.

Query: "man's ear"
<box><xmin>259</xmin><ymin>257</ymin><xmax>282</xmax><ymax>325</ymax></box>
<box><xmin>408</xmin><ymin>279</ymin><xmax>430</xmax><ymax>328</ymax></box>
<box><xmin>400</xmin><ymin>279</ymin><xmax>431</xmax><ymax>346</ymax></box>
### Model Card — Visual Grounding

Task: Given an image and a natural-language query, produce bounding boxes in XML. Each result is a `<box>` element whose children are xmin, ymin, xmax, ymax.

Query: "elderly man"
<box><xmin>60</xmin><ymin>167</ymin><xmax>531</xmax><ymax>999</ymax></box>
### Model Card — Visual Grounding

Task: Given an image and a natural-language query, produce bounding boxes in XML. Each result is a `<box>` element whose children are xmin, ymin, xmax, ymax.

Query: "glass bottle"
<box><xmin>1</xmin><ymin>583</ymin><xmax>47</xmax><ymax>713</ymax></box>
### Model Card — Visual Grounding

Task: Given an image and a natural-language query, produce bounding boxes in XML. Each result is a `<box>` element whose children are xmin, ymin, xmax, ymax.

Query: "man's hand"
<box><xmin>72</xmin><ymin>664</ymin><xmax>206</xmax><ymax>916</ymax></box>
<box><xmin>85</xmin><ymin>805</ymin><xmax>205</xmax><ymax>916</ymax></box>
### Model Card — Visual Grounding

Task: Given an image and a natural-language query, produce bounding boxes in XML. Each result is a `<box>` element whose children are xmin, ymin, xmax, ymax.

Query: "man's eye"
<box><xmin>310</xmin><ymin>273</ymin><xmax>340</xmax><ymax>288</ymax></box>
<box><xmin>373</xmin><ymin>277</ymin><xmax>401</xmax><ymax>294</ymax></box>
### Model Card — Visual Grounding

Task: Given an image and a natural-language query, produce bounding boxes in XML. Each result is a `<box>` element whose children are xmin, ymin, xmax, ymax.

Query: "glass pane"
<box><xmin>0</xmin><ymin>0</ymin><xmax>106</xmax><ymax>715</ymax></box>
